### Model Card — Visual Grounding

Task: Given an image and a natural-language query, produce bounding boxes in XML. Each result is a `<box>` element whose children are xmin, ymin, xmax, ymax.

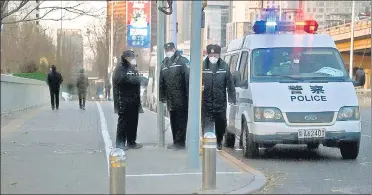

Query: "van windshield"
<box><xmin>250</xmin><ymin>47</ymin><xmax>350</xmax><ymax>82</ymax></box>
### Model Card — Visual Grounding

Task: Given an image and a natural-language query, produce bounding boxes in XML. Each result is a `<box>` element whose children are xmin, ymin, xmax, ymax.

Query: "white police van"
<box><xmin>224</xmin><ymin>20</ymin><xmax>362</xmax><ymax>159</ymax></box>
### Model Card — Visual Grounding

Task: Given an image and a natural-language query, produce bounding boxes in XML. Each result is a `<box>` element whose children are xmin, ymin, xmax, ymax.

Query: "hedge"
<box><xmin>13</xmin><ymin>72</ymin><xmax>47</xmax><ymax>82</ymax></box>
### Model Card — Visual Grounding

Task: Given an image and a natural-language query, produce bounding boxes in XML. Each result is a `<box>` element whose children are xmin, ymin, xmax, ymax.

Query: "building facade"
<box><xmin>303</xmin><ymin>1</ymin><xmax>370</xmax><ymax>28</ymax></box>
<box><xmin>57</xmin><ymin>29</ymin><xmax>84</xmax><ymax>82</ymax></box>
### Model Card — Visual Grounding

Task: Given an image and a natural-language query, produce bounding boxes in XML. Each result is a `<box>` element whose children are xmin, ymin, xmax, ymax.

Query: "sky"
<box><xmin>38</xmin><ymin>1</ymin><xmax>108</xmax><ymax>60</ymax></box>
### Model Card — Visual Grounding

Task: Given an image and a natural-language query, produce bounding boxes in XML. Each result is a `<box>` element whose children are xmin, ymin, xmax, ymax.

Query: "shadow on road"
<box><xmin>257</xmin><ymin>145</ymin><xmax>342</xmax><ymax>161</ymax></box>
<box><xmin>226</xmin><ymin>144</ymin><xmax>348</xmax><ymax>162</ymax></box>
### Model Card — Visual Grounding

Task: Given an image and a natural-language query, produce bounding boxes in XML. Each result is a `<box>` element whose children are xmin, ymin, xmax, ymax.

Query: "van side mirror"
<box><xmin>352</xmin><ymin>80</ymin><xmax>363</xmax><ymax>87</ymax></box>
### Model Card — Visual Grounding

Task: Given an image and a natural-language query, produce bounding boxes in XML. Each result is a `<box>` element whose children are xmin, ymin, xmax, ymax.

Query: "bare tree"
<box><xmin>85</xmin><ymin>18</ymin><xmax>126</xmax><ymax>81</ymax></box>
<box><xmin>1</xmin><ymin>16</ymin><xmax>56</xmax><ymax>73</ymax></box>
<box><xmin>0</xmin><ymin>1</ymin><xmax>105</xmax><ymax>24</ymax></box>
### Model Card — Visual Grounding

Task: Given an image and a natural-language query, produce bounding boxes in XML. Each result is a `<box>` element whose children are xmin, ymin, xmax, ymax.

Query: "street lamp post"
<box><xmin>349</xmin><ymin>1</ymin><xmax>355</xmax><ymax>79</ymax></box>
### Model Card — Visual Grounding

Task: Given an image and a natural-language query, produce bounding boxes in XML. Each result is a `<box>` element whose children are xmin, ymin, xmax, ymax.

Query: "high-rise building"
<box><xmin>204</xmin><ymin>1</ymin><xmax>230</xmax><ymax>47</ymax></box>
<box><xmin>226</xmin><ymin>22</ymin><xmax>252</xmax><ymax>46</ymax></box>
<box><xmin>57</xmin><ymin>29</ymin><xmax>84</xmax><ymax>82</ymax></box>
<box><xmin>303</xmin><ymin>1</ymin><xmax>370</xmax><ymax>28</ymax></box>
<box><xmin>177</xmin><ymin>1</ymin><xmax>192</xmax><ymax>45</ymax></box>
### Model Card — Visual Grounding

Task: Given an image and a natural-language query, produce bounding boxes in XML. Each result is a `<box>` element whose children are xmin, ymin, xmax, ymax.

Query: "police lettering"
<box><xmin>290</xmin><ymin>95</ymin><xmax>327</xmax><ymax>102</ymax></box>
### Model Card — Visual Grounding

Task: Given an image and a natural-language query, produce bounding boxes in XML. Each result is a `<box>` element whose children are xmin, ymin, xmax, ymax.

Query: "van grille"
<box><xmin>285</xmin><ymin>112</ymin><xmax>335</xmax><ymax>124</ymax></box>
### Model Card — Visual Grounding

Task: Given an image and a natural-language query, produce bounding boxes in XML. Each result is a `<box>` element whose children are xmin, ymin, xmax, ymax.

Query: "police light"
<box><xmin>253</xmin><ymin>20</ymin><xmax>319</xmax><ymax>34</ymax></box>
<box><xmin>295</xmin><ymin>20</ymin><xmax>319</xmax><ymax>34</ymax></box>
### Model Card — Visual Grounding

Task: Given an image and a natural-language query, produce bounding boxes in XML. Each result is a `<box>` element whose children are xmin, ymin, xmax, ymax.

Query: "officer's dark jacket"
<box><xmin>47</xmin><ymin>70</ymin><xmax>63</xmax><ymax>91</ymax></box>
<box><xmin>159</xmin><ymin>52</ymin><xmax>190</xmax><ymax>111</ymax></box>
<box><xmin>113</xmin><ymin>59</ymin><xmax>141</xmax><ymax>114</ymax></box>
<box><xmin>76</xmin><ymin>74</ymin><xmax>89</xmax><ymax>93</ymax></box>
<box><xmin>202</xmin><ymin>57</ymin><xmax>236</xmax><ymax>113</ymax></box>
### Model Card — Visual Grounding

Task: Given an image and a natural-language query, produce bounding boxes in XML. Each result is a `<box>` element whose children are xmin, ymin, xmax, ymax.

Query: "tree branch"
<box><xmin>1</xmin><ymin>0</ymin><xmax>105</xmax><ymax>24</ymax></box>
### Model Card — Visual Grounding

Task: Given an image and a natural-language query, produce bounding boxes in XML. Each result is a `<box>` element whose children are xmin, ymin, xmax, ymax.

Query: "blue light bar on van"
<box><xmin>253</xmin><ymin>20</ymin><xmax>319</xmax><ymax>34</ymax></box>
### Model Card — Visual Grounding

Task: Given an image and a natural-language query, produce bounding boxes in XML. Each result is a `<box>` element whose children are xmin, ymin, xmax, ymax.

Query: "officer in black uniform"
<box><xmin>113</xmin><ymin>50</ymin><xmax>143</xmax><ymax>150</ymax></box>
<box><xmin>202</xmin><ymin>44</ymin><xmax>236</xmax><ymax>150</ymax></box>
<box><xmin>159</xmin><ymin>42</ymin><xmax>190</xmax><ymax>149</ymax></box>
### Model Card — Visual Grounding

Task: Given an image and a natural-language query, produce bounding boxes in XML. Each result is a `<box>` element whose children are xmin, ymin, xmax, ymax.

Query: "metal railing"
<box><xmin>318</xmin><ymin>18</ymin><xmax>371</xmax><ymax>36</ymax></box>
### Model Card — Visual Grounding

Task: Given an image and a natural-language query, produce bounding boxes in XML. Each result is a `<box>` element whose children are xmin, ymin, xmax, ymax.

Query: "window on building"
<box><xmin>319</xmin><ymin>8</ymin><xmax>324</xmax><ymax>13</ymax></box>
<box><xmin>313</xmin><ymin>8</ymin><xmax>316</xmax><ymax>12</ymax></box>
<box><xmin>307</xmin><ymin>8</ymin><xmax>311</xmax><ymax>12</ymax></box>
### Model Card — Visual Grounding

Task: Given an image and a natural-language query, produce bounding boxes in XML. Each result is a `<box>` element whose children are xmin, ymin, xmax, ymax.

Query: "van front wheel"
<box><xmin>242</xmin><ymin>122</ymin><xmax>259</xmax><ymax>158</ymax></box>
<box><xmin>340</xmin><ymin>141</ymin><xmax>360</xmax><ymax>160</ymax></box>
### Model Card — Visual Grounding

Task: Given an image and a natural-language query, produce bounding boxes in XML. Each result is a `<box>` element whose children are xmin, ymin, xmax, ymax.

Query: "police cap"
<box><xmin>164</xmin><ymin>42</ymin><xmax>176</xmax><ymax>50</ymax></box>
<box><xmin>206</xmin><ymin>44</ymin><xmax>221</xmax><ymax>54</ymax></box>
<box><xmin>122</xmin><ymin>50</ymin><xmax>137</xmax><ymax>59</ymax></box>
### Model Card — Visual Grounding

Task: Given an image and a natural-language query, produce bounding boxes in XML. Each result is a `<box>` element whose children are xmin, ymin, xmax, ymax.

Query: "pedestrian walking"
<box><xmin>105</xmin><ymin>80</ymin><xmax>111</xmax><ymax>100</ymax></box>
<box><xmin>113</xmin><ymin>50</ymin><xmax>143</xmax><ymax>150</ymax></box>
<box><xmin>159</xmin><ymin>42</ymin><xmax>190</xmax><ymax>149</ymax></box>
<box><xmin>47</xmin><ymin>65</ymin><xmax>63</xmax><ymax>110</ymax></box>
<box><xmin>76</xmin><ymin>68</ymin><xmax>89</xmax><ymax>110</ymax></box>
<box><xmin>201</xmin><ymin>44</ymin><xmax>236</xmax><ymax>150</ymax></box>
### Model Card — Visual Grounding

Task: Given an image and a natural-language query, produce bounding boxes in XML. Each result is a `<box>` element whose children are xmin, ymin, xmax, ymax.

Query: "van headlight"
<box><xmin>337</xmin><ymin>106</ymin><xmax>360</xmax><ymax>121</ymax></box>
<box><xmin>254</xmin><ymin>107</ymin><xmax>284</xmax><ymax>122</ymax></box>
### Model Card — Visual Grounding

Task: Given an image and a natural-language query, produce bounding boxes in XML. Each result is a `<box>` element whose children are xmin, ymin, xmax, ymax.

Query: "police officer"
<box><xmin>113</xmin><ymin>50</ymin><xmax>143</xmax><ymax>150</ymax></box>
<box><xmin>202</xmin><ymin>44</ymin><xmax>236</xmax><ymax>150</ymax></box>
<box><xmin>159</xmin><ymin>42</ymin><xmax>190</xmax><ymax>149</ymax></box>
<box><xmin>76</xmin><ymin>68</ymin><xmax>89</xmax><ymax>110</ymax></box>
<box><xmin>47</xmin><ymin>65</ymin><xmax>63</xmax><ymax>110</ymax></box>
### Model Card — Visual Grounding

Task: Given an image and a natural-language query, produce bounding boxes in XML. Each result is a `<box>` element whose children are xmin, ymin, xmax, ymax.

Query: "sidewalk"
<box><xmin>1</xmin><ymin>102</ymin><xmax>108</xmax><ymax>194</ymax></box>
<box><xmin>1</xmin><ymin>101</ymin><xmax>266</xmax><ymax>194</ymax></box>
<box><xmin>119</xmin><ymin>106</ymin><xmax>266</xmax><ymax>194</ymax></box>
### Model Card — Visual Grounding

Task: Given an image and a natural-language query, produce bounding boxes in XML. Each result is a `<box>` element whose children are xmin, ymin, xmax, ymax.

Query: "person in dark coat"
<box><xmin>202</xmin><ymin>44</ymin><xmax>236</xmax><ymax>150</ymax></box>
<box><xmin>47</xmin><ymin>65</ymin><xmax>63</xmax><ymax>110</ymax></box>
<box><xmin>76</xmin><ymin>68</ymin><xmax>89</xmax><ymax>110</ymax></box>
<box><xmin>105</xmin><ymin>81</ymin><xmax>111</xmax><ymax>100</ymax></box>
<box><xmin>113</xmin><ymin>50</ymin><xmax>143</xmax><ymax>150</ymax></box>
<box><xmin>159</xmin><ymin>42</ymin><xmax>190</xmax><ymax>149</ymax></box>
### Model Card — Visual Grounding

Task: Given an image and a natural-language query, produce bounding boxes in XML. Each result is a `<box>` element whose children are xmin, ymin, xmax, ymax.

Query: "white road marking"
<box><xmin>127</xmin><ymin>171</ymin><xmax>241</xmax><ymax>177</ymax></box>
<box><xmin>96</xmin><ymin>101</ymin><xmax>113</xmax><ymax>176</ymax></box>
<box><xmin>362</xmin><ymin>134</ymin><xmax>371</xmax><ymax>138</ymax></box>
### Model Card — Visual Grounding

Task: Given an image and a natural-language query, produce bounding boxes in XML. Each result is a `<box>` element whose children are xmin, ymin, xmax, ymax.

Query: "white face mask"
<box><xmin>166</xmin><ymin>51</ymin><xmax>174</xmax><ymax>58</ymax></box>
<box><xmin>130</xmin><ymin>59</ymin><xmax>137</xmax><ymax>65</ymax></box>
<box><xmin>209</xmin><ymin>57</ymin><xmax>218</xmax><ymax>64</ymax></box>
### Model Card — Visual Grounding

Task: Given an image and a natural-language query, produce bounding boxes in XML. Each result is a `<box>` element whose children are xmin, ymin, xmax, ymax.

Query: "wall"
<box><xmin>1</xmin><ymin>75</ymin><xmax>50</xmax><ymax>116</ymax></box>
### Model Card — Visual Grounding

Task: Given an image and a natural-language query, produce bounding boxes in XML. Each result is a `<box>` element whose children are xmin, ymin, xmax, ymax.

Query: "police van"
<box><xmin>224</xmin><ymin>20</ymin><xmax>363</xmax><ymax>159</ymax></box>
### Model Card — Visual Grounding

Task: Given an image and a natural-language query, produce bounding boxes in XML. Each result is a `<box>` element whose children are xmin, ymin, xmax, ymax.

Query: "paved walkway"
<box><xmin>1</xmin><ymin>101</ymin><xmax>265</xmax><ymax>194</ymax></box>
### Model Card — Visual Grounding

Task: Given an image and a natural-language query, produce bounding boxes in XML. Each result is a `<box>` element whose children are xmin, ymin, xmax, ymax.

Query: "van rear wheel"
<box><xmin>242</xmin><ymin>122</ymin><xmax>259</xmax><ymax>158</ymax></box>
<box><xmin>340</xmin><ymin>141</ymin><xmax>360</xmax><ymax>160</ymax></box>
<box><xmin>224</xmin><ymin>132</ymin><xmax>235</xmax><ymax>148</ymax></box>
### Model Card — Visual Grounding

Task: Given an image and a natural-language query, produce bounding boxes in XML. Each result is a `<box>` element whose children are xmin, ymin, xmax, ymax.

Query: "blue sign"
<box><xmin>126</xmin><ymin>1</ymin><xmax>151</xmax><ymax>48</ymax></box>
<box><xmin>127</xmin><ymin>25</ymin><xmax>151</xmax><ymax>48</ymax></box>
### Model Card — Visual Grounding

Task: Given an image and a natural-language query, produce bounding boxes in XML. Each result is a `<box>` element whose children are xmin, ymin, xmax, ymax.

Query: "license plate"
<box><xmin>298</xmin><ymin>129</ymin><xmax>325</xmax><ymax>139</ymax></box>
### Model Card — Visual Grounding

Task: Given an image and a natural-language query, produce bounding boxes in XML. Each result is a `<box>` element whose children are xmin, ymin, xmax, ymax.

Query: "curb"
<box><xmin>219</xmin><ymin>150</ymin><xmax>267</xmax><ymax>194</ymax></box>
<box><xmin>144</xmin><ymin>107</ymin><xmax>267</xmax><ymax>194</ymax></box>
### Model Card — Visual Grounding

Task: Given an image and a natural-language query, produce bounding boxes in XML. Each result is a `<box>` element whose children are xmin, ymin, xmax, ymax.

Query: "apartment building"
<box><xmin>303</xmin><ymin>1</ymin><xmax>370</xmax><ymax>28</ymax></box>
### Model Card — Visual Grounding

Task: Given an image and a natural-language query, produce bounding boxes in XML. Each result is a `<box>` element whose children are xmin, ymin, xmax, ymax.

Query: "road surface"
<box><xmin>225</xmin><ymin>107</ymin><xmax>371</xmax><ymax>194</ymax></box>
